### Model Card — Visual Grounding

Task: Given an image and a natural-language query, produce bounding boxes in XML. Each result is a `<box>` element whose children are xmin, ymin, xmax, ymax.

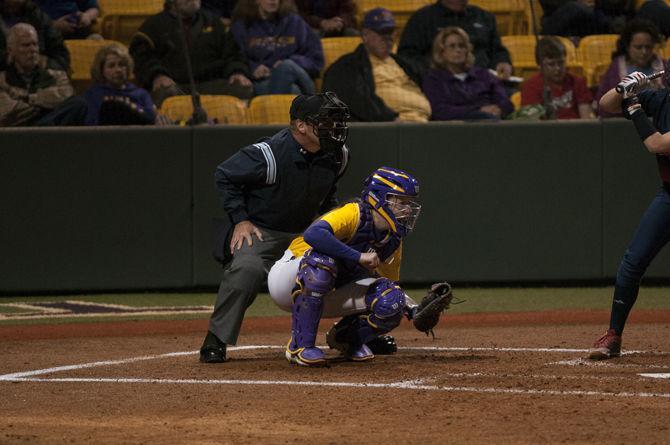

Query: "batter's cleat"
<box><xmin>285</xmin><ymin>340</ymin><xmax>326</xmax><ymax>367</ymax></box>
<box><xmin>588</xmin><ymin>329</ymin><xmax>622</xmax><ymax>360</ymax></box>
<box><xmin>345</xmin><ymin>344</ymin><xmax>374</xmax><ymax>362</ymax></box>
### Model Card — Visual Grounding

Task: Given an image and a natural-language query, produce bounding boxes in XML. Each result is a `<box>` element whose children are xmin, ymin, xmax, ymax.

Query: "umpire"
<box><xmin>200</xmin><ymin>92</ymin><xmax>351</xmax><ymax>363</ymax></box>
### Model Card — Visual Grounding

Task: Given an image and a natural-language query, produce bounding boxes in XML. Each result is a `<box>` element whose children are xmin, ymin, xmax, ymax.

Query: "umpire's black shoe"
<box><xmin>199</xmin><ymin>331</ymin><xmax>227</xmax><ymax>363</ymax></box>
<box><xmin>366</xmin><ymin>335</ymin><xmax>397</xmax><ymax>355</ymax></box>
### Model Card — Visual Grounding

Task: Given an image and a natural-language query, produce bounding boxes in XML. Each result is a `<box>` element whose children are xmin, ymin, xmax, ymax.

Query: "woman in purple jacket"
<box><xmin>231</xmin><ymin>0</ymin><xmax>324</xmax><ymax>95</ymax></box>
<box><xmin>596</xmin><ymin>19</ymin><xmax>665</xmax><ymax>117</ymax></box>
<box><xmin>422</xmin><ymin>26</ymin><xmax>512</xmax><ymax>121</ymax></box>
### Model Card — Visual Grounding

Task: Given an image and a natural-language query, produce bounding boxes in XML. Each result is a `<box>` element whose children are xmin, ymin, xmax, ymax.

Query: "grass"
<box><xmin>1</xmin><ymin>286</ymin><xmax>669</xmax><ymax>326</ymax></box>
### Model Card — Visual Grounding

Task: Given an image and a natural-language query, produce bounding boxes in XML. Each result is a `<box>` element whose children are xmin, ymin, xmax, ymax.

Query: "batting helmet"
<box><xmin>362</xmin><ymin>167</ymin><xmax>421</xmax><ymax>237</ymax></box>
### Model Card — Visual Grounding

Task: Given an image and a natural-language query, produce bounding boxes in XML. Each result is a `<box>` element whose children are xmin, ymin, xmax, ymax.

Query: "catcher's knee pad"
<box><xmin>295</xmin><ymin>249</ymin><xmax>337</xmax><ymax>297</ymax></box>
<box><xmin>363</xmin><ymin>278</ymin><xmax>405</xmax><ymax>333</ymax></box>
<box><xmin>365</xmin><ymin>278</ymin><xmax>405</xmax><ymax>319</ymax></box>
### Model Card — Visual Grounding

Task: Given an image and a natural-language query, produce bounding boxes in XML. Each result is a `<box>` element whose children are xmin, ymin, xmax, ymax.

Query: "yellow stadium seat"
<box><xmin>577</xmin><ymin>34</ymin><xmax>619</xmax><ymax>87</ymax></box>
<box><xmin>247</xmin><ymin>94</ymin><xmax>297</xmax><ymax>125</ymax></box>
<box><xmin>501</xmin><ymin>35</ymin><xmax>581</xmax><ymax>80</ymax></box>
<box><xmin>355</xmin><ymin>0</ymin><xmax>432</xmax><ymax>38</ymax></box>
<box><xmin>522</xmin><ymin>0</ymin><xmax>543</xmax><ymax>35</ymax></box>
<box><xmin>65</xmin><ymin>39</ymin><xmax>124</xmax><ymax>81</ymax></box>
<box><xmin>64</xmin><ymin>39</ymin><xmax>125</xmax><ymax>93</ymax></box>
<box><xmin>469</xmin><ymin>0</ymin><xmax>526</xmax><ymax>36</ymax></box>
<box><xmin>160</xmin><ymin>95</ymin><xmax>248</xmax><ymax>125</ymax></box>
<box><xmin>321</xmin><ymin>36</ymin><xmax>362</xmax><ymax>72</ymax></box>
<box><xmin>98</xmin><ymin>0</ymin><xmax>163</xmax><ymax>44</ymax></box>
<box><xmin>510</xmin><ymin>90</ymin><xmax>521</xmax><ymax>110</ymax></box>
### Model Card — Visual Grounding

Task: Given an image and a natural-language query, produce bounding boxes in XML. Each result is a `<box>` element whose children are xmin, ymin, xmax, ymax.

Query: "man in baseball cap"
<box><xmin>322</xmin><ymin>7</ymin><xmax>431</xmax><ymax>122</ymax></box>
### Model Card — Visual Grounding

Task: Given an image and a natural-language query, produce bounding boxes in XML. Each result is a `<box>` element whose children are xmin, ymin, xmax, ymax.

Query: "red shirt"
<box><xmin>520</xmin><ymin>73</ymin><xmax>593</xmax><ymax>119</ymax></box>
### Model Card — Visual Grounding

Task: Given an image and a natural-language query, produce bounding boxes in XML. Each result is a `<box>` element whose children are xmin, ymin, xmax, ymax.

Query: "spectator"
<box><xmin>0</xmin><ymin>23</ymin><xmax>86</xmax><ymax>126</ymax></box>
<box><xmin>201</xmin><ymin>0</ymin><xmax>236</xmax><ymax>27</ymax></box>
<box><xmin>596</xmin><ymin>19</ymin><xmax>664</xmax><ymax>117</ymax></box>
<box><xmin>423</xmin><ymin>26</ymin><xmax>512</xmax><ymax>121</ymax></box>
<box><xmin>397</xmin><ymin>0</ymin><xmax>512</xmax><ymax>82</ymax></box>
<box><xmin>84</xmin><ymin>43</ymin><xmax>170</xmax><ymax>126</ymax></box>
<box><xmin>322</xmin><ymin>7</ymin><xmax>430</xmax><ymax>122</ymax></box>
<box><xmin>129</xmin><ymin>0</ymin><xmax>253</xmax><ymax>107</ymax></box>
<box><xmin>34</xmin><ymin>0</ymin><xmax>101</xmax><ymax>40</ymax></box>
<box><xmin>540</xmin><ymin>0</ymin><xmax>625</xmax><ymax>36</ymax></box>
<box><xmin>521</xmin><ymin>36</ymin><xmax>594</xmax><ymax>120</ymax></box>
<box><xmin>295</xmin><ymin>0</ymin><xmax>358</xmax><ymax>37</ymax></box>
<box><xmin>231</xmin><ymin>0</ymin><xmax>323</xmax><ymax>95</ymax></box>
<box><xmin>638</xmin><ymin>0</ymin><xmax>670</xmax><ymax>38</ymax></box>
<box><xmin>0</xmin><ymin>0</ymin><xmax>69</xmax><ymax>72</ymax></box>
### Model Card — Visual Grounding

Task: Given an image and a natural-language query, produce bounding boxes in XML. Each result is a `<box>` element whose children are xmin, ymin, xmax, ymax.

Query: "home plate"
<box><xmin>639</xmin><ymin>373</ymin><xmax>670</xmax><ymax>379</ymax></box>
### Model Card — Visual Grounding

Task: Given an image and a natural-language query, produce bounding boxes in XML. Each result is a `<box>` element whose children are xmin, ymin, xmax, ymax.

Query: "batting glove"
<box><xmin>619</xmin><ymin>71</ymin><xmax>649</xmax><ymax>97</ymax></box>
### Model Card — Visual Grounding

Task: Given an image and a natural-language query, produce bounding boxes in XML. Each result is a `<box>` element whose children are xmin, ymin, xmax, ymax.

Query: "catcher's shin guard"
<box><xmin>285</xmin><ymin>251</ymin><xmax>336</xmax><ymax>367</ymax></box>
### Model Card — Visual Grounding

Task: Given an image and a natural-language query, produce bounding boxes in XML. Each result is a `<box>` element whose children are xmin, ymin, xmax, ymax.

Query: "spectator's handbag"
<box><xmin>211</xmin><ymin>214</ymin><xmax>234</xmax><ymax>267</ymax></box>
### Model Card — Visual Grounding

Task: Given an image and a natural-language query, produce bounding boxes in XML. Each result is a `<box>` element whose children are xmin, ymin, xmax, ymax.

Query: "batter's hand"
<box><xmin>230</xmin><ymin>220</ymin><xmax>264</xmax><ymax>253</ymax></box>
<box><xmin>359</xmin><ymin>251</ymin><xmax>380</xmax><ymax>270</ymax></box>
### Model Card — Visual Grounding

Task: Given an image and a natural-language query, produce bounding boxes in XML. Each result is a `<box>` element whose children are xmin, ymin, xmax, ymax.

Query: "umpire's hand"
<box><xmin>230</xmin><ymin>220</ymin><xmax>264</xmax><ymax>253</ymax></box>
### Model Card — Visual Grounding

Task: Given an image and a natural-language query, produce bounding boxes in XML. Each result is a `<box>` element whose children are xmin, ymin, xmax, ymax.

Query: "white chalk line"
<box><xmin>4</xmin><ymin>376</ymin><xmax>670</xmax><ymax>399</ymax></box>
<box><xmin>2</xmin><ymin>345</ymin><xmax>669</xmax><ymax>399</ymax></box>
<box><xmin>550</xmin><ymin>358</ymin><xmax>670</xmax><ymax>369</ymax></box>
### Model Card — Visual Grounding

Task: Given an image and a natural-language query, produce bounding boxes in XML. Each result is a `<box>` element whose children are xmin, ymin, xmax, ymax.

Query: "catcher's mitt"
<box><xmin>412</xmin><ymin>282</ymin><xmax>453</xmax><ymax>338</ymax></box>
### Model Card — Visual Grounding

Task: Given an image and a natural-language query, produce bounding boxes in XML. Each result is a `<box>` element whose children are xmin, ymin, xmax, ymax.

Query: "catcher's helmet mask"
<box><xmin>362</xmin><ymin>167</ymin><xmax>421</xmax><ymax>237</ymax></box>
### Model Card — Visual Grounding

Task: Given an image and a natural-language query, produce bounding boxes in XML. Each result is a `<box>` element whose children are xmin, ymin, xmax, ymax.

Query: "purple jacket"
<box><xmin>422</xmin><ymin>65</ymin><xmax>513</xmax><ymax>121</ymax></box>
<box><xmin>230</xmin><ymin>13</ymin><xmax>324</xmax><ymax>76</ymax></box>
<box><xmin>83</xmin><ymin>83</ymin><xmax>155</xmax><ymax>125</ymax></box>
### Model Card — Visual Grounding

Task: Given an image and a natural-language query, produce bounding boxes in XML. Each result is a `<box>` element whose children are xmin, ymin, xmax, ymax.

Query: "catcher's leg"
<box><xmin>326</xmin><ymin>278</ymin><xmax>405</xmax><ymax>361</ymax></box>
<box><xmin>286</xmin><ymin>250</ymin><xmax>337</xmax><ymax>367</ymax></box>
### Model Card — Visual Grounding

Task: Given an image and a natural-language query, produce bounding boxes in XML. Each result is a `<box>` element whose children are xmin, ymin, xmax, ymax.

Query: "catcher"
<box><xmin>268</xmin><ymin>166</ymin><xmax>453</xmax><ymax>366</ymax></box>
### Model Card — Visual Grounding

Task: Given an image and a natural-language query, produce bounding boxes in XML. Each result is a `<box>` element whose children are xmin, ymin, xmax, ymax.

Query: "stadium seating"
<box><xmin>501</xmin><ymin>35</ymin><xmax>581</xmax><ymax>80</ymax></box>
<box><xmin>98</xmin><ymin>0</ymin><xmax>163</xmax><ymax>44</ymax></box>
<box><xmin>321</xmin><ymin>36</ymin><xmax>362</xmax><ymax>72</ymax></box>
<box><xmin>64</xmin><ymin>39</ymin><xmax>124</xmax><ymax>93</ymax></box>
<box><xmin>247</xmin><ymin>95</ymin><xmax>297</xmax><ymax>125</ymax></box>
<box><xmin>510</xmin><ymin>90</ymin><xmax>521</xmax><ymax>110</ymax></box>
<box><xmin>522</xmin><ymin>0</ymin><xmax>543</xmax><ymax>34</ymax></box>
<box><xmin>469</xmin><ymin>0</ymin><xmax>526</xmax><ymax>35</ymax></box>
<box><xmin>160</xmin><ymin>95</ymin><xmax>249</xmax><ymax>124</ymax></box>
<box><xmin>577</xmin><ymin>34</ymin><xmax>619</xmax><ymax>87</ymax></box>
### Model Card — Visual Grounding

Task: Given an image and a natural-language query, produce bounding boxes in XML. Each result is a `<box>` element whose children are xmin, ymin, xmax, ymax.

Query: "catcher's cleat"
<box><xmin>588</xmin><ymin>329</ymin><xmax>622</xmax><ymax>360</ymax></box>
<box><xmin>285</xmin><ymin>340</ymin><xmax>326</xmax><ymax>367</ymax></box>
<box><xmin>346</xmin><ymin>344</ymin><xmax>374</xmax><ymax>362</ymax></box>
<box><xmin>366</xmin><ymin>335</ymin><xmax>397</xmax><ymax>355</ymax></box>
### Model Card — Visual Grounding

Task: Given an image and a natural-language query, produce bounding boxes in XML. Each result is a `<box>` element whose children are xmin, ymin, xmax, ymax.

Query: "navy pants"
<box><xmin>610</xmin><ymin>188</ymin><xmax>670</xmax><ymax>334</ymax></box>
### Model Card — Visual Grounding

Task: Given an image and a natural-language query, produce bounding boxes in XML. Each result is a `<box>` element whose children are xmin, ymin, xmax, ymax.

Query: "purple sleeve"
<box><xmin>489</xmin><ymin>73</ymin><xmax>514</xmax><ymax>116</ymax></box>
<box><xmin>303</xmin><ymin>220</ymin><xmax>361</xmax><ymax>263</ymax></box>
<box><xmin>230</xmin><ymin>21</ymin><xmax>260</xmax><ymax>72</ymax></box>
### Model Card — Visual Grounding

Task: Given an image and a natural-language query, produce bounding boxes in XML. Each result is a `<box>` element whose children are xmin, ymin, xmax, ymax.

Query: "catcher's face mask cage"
<box><xmin>304</xmin><ymin>92</ymin><xmax>350</xmax><ymax>147</ymax></box>
<box><xmin>362</xmin><ymin>166</ymin><xmax>421</xmax><ymax>237</ymax></box>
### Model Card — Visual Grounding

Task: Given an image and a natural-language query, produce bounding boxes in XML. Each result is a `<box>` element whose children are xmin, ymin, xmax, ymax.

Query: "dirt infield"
<box><xmin>1</xmin><ymin>310</ymin><xmax>669</xmax><ymax>444</ymax></box>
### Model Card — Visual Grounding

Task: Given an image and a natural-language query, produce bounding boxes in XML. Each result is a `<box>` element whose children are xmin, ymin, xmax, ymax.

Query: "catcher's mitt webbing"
<box><xmin>412</xmin><ymin>282</ymin><xmax>453</xmax><ymax>338</ymax></box>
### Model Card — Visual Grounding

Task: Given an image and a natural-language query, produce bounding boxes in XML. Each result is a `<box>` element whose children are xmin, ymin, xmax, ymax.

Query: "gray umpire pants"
<box><xmin>208</xmin><ymin>227</ymin><xmax>297</xmax><ymax>345</ymax></box>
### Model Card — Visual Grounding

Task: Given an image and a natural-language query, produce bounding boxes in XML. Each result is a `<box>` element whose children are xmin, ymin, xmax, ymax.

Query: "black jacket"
<box><xmin>129</xmin><ymin>9</ymin><xmax>250</xmax><ymax>89</ymax></box>
<box><xmin>215</xmin><ymin>128</ymin><xmax>349</xmax><ymax>233</ymax></box>
<box><xmin>0</xmin><ymin>1</ymin><xmax>69</xmax><ymax>72</ymax></box>
<box><xmin>322</xmin><ymin>44</ymin><xmax>422</xmax><ymax>122</ymax></box>
<box><xmin>397</xmin><ymin>1</ymin><xmax>510</xmax><ymax>79</ymax></box>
